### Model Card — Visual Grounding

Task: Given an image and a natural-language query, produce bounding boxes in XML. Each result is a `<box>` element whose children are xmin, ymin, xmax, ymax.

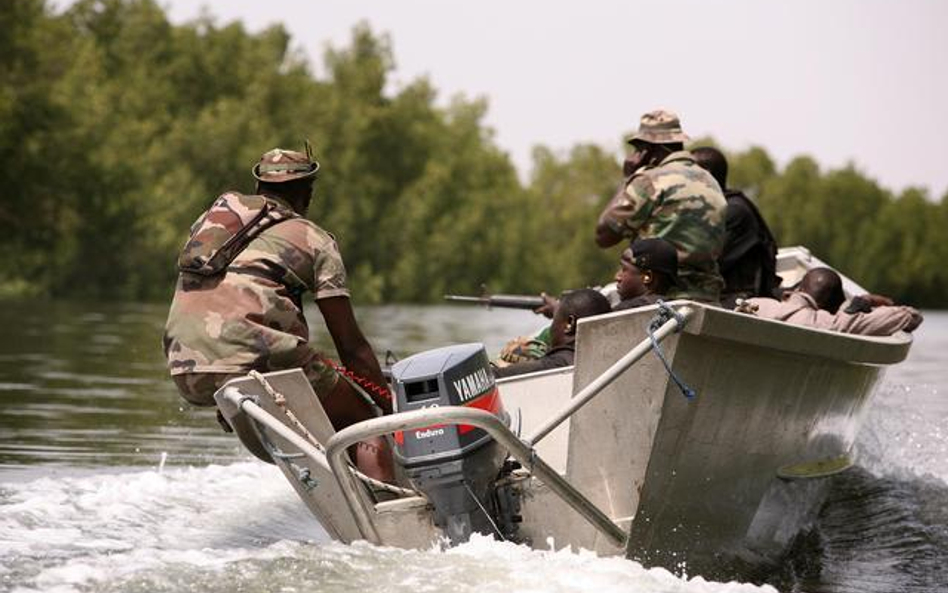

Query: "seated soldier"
<box><xmin>493</xmin><ymin>289</ymin><xmax>611</xmax><ymax>378</ymax></box>
<box><xmin>613</xmin><ymin>238</ymin><xmax>683</xmax><ymax>311</ymax></box>
<box><xmin>739</xmin><ymin>268</ymin><xmax>923</xmax><ymax>335</ymax></box>
<box><xmin>494</xmin><ymin>238</ymin><xmax>681</xmax><ymax>367</ymax></box>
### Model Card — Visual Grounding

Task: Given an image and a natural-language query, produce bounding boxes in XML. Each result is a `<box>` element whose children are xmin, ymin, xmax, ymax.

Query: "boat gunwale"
<box><xmin>582</xmin><ymin>300</ymin><xmax>911</xmax><ymax>366</ymax></box>
<box><xmin>494</xmin><ymin>299</ymin><xmax>911</xmax><ymax>388</ymax></box>
<box><xmin>495</xmin><ymin>364</ymin><xmax>574</xmax><ymax>384</ymax></box>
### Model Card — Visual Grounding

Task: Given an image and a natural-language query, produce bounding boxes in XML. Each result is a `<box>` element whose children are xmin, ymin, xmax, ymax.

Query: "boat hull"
<box><xmin>217</xmin><ymin>246</ymin><xmax>912</xmax><ymax>578</ymax></box>
<box><xmin>498</xmin><ymin>301</ymin><xmax>908</xmax><ymax>576</ymax></box>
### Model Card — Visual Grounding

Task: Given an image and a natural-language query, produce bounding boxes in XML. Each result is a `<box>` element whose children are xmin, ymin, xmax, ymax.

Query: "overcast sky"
<box><xmin>153</xmin><ymin>0</ymin><xmax>946</xmax><ymax>196</ymax></box>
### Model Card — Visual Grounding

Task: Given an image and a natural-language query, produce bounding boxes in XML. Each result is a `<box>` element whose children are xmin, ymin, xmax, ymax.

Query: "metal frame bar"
<box><xmin>219</xmin><ymin>388</ymin><xmax>333</xmax><ymax>475</ymax></box>
<box><xmin>219</xmin><ymin>305</ymin><xmax>694</xmax><ymax>549</ymax></box>
<box><xmin>219</xmin><ymin>388</ymin><xmax>382</xmax><ymax>543</ymax></box>
<box><xmin>527</xmin><ymin>305</ymin><xmax>694</xmax><ymax>445</ymax></box>
<box><xmin>325</xmin><ymin>407</ymin><xmax>628</xmax><ymax>547</ymax></box>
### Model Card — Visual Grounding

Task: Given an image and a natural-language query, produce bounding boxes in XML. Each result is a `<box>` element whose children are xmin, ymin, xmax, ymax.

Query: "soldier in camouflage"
<box><xmin>163</xmin><ymin>146</ymin><xmax>393</xmax><ymax>481</ymax></box>
<box><xmin>595</xmin><ymin>110</ymin><xmax>727</xmax><ymax>302</ymax></box>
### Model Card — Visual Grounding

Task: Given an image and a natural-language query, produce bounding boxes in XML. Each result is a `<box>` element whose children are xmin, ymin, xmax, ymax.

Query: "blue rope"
<box><xmin>647</xmin><ymin>301</ymin><xmax>696</xmax><ymax>401</ymax></box>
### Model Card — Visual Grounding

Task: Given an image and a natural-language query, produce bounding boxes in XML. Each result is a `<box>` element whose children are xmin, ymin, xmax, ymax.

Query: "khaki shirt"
<box><xmin>747</xmin><ymin>292</ymin><xmax>922</xmax><ymax>336</ymax></box>
<box><xmin>164</xmin><ymin>195</ymin><xmax>349</xmax><ymax>375</ymax></box>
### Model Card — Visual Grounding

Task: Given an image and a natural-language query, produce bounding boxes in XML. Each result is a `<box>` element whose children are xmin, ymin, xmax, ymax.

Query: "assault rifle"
<box><xmin>444</xmin><ymin>293</ymin><xmax>546</xmax><ymax>311</ymax></box>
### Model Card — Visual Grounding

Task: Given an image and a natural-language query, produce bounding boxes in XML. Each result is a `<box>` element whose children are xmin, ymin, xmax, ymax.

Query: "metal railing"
<box><xmin>527</xmin><ymin>305</ymin><xmax>693</xmax><ymax>444</ymax></box>
<box><xmin>222</xmin><ymin>303</ymin><xmax>696</xmax><ymax>551</ymax></box>
<box><xmin>221</xmin><ymin>387</ymin><xmax>333</xmax><ymax>474</ymax></box>
<box><xmin>324</xmin><ymin>407</ymin><xmax>628</xmax><ymax>547</ymax></box>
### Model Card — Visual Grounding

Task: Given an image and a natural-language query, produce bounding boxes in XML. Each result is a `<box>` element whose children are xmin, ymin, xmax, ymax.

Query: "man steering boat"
<box><xmin>162</xmin><ymin>145</ymin><xmax>394</xmax><ymax>482</ymax></box>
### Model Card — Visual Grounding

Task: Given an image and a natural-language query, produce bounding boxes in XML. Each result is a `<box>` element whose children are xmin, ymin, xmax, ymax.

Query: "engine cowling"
<box><xmin>390</xmin><ymin>343</ymin><xmax>509</xmax><ymax>543</ymax></box>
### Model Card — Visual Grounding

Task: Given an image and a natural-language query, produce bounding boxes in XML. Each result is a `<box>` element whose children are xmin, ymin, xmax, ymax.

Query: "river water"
<box><xmin>1</xmin><ymin>302</ymin><xmax>946</xmax><ymax>593</ymax></box>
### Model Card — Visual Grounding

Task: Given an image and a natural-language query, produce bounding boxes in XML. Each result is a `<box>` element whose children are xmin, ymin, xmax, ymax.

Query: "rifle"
<box><xmin>444</xmin><ymin>293</ymin><xmax>546</xmax><ymax>311</ymax></box>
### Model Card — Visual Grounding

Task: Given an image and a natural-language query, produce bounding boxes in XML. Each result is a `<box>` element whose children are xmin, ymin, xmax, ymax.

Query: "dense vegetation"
<box><xmin>2</xmin><ymin>0</ymin><xmax>946</xmax><ymax>307</ymax></box>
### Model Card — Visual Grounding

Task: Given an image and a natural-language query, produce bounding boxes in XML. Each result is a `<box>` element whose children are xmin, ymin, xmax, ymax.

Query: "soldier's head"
<box><xmin>624</xmin><ymin>110</ymin><xmax>688</xmax><ymax>175</ymax></box>
<box><xmin>692</xmin><ymin>146</ymin><xmax>728</xmax><ymax>190</ymax></box>
<box><xmin>252</xmin><ymin>146</ymin><xmax>320</xmax><ymax>214</ymax></box>
<box><xmin>550</xmin><ymin>289</ymin><xmax>612</xmax><ymax>348</ymax></box>
<box><xmin>798</xmin><ymin>268</ymin><xmax>846</xmax><ymax>313</ymax></box>
<box><xmin>615</xmin><ymin>238</ymin><xmax>681</xmax><ymax>300</ymax></box>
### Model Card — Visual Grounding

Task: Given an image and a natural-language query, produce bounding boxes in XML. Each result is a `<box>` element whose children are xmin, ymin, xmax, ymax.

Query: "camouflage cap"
<box><xmin>626</xmin><ymin>109</ymin><xmax>689</xmax><ymax>145</ymax></box>
<box><xmin>252</xmin><ymin>148</ymin><xmax>320</xmax><ymax>183</ymax></box>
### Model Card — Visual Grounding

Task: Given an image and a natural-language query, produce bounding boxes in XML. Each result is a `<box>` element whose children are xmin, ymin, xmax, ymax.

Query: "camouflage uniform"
<box><xmin>163</xmin><ymin>149</ymin><xmax>344</xmax><ymax>406</ymax></box>
<box><xmin>495</xmin><ymin>325</ymin><xmax>552</xmax><ymax>367</ymax></box>
<box><xmin>600</xmin><ymin>111</ymin><xmax>726</xmax><ymax>302</ymax></box>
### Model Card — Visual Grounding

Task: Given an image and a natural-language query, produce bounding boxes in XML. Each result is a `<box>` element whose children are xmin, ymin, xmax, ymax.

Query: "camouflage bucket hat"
<box><xmin>252</xmin><ymin>147</ymin><xmax>320</xmax><ymax>183</ymax></box>
<box><xmin>626</xmin><ymin>109</ymin><xmax>690</xmax><ymax>145</ymax></box>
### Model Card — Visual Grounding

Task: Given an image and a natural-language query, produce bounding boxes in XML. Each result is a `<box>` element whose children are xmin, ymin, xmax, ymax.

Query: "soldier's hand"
<box><xmin>533</xmin><ymin>292</ymin><xmax>559</xmax><ymax>318</ymax></box>
<box><xmin>623</xmin><ymin>143</ymin><xmax>651</xmax><ymax>177</ymax></box>
<box><xmin>864</xmin><ymin>293</ymin><xmax>895</xmax><ymax>307</ymax></box>
<box><xmin>905</xmin><ymin>310</ymin><xmax>923</xmax><ymax>332</ymax></box>
<box><xmin>734</xmin><ymin>298</ymin><xmax>759</xmax><ymax>314</ymax></box>
<box><xmin>623</xmin><ymin>153</ymin><xmax>644</xmax><ymax>177</ymax></box>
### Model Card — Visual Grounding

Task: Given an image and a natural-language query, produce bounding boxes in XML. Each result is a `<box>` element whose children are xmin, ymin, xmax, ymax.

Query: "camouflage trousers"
<box><xmin>172</xmin><ymin>348</ymin><xmax>339</xmax><ymax>407</ymax></box>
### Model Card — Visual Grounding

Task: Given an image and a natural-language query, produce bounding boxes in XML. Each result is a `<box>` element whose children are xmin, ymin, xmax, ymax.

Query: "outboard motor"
<box><xmin>390</xmin><ymin>343</ymin><xmax>509</xmax><ymax>543</ymax></box>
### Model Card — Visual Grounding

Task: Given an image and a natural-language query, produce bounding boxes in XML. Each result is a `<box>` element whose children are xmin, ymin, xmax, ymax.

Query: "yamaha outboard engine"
<box><xmin>391</xmin><ymin>343</ymin><xmax>509</xmax><ymax>543</ymax></box>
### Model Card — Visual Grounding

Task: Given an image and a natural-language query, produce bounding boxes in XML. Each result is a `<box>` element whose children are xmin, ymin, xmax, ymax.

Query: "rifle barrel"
<box><xmin>444</xmin><ymin>295</ymin><xmax>488</xmax><ymax>304</ymax></box>
<box><xmin>488</xmin><ymin>294</ymin><xmax>545</xmax><ymax>309</ymax></box>
<box><xmin>444</xmin><ymin>294</ymin><xmax>543</xmax><ymax>310</ymax></box>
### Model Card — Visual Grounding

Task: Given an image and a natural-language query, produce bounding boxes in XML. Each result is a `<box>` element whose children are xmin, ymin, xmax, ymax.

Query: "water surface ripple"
<box><xmin>1</xmin><ymin>303</ymin><xmax>946</xmax><ymax>592</ymax></box>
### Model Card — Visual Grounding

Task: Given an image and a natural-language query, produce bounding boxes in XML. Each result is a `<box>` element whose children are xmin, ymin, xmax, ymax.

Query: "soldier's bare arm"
<box><xmin>318</xmin><ymin>296</ymin><xmax>393</xmax><ymax>414</ymax></box>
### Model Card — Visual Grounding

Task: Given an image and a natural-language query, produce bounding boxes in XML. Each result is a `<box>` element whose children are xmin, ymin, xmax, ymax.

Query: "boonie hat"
<box><xmin>252</xmin><ymin>146</ymin><xmax>320</xmax><ymax>183</ymax></box>
<box><xmin>627</xmin><ymin>238</ymin><xmax>683</xmax><ymax>287</ymax></box>
<box><xmin>626</xmin><ymin>109</ymin><xmax>690</xmax><ymax>145</ymax></box>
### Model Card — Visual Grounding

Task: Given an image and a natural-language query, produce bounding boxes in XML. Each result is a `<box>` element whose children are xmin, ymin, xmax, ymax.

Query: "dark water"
<box><xmin>1</xmin><ymin>301</ymin><xmax>946</xmax><ymax>593</ymax></box>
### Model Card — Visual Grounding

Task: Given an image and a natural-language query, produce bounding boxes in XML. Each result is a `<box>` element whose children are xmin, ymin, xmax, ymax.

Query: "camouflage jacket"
<box><xmin>600</xmin><ymin>151</ymin><xmax>727</xmax><ymax>302</ymax></box>
<box><xmin>163</xmin><ymin>192</ymin><xmax>349</xmax><ymax>376</ymax></box>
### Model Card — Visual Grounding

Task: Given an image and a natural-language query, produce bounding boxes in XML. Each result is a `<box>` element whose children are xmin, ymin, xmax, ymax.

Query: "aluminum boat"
<box><xmin>214</xmin><ymin>246</ymin><xmax>911</xmax><ymax>578</ymax></box>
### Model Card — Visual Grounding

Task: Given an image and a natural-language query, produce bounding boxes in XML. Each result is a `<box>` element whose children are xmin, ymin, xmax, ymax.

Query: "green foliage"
<box><xmin>742</xmin><ymin>150</ymin><xmax>945</xmax><ymax>307</ymax></box>
<box><xmin>0</xmin><ymin>0</ymin><xmax>944</xmax><ymax>308</ymax></box>
<box><xmin>729</xmin><ymin>146</ymin><xmax>776</xmax><ymax>197</ymax></box>
<box><xmin>515</xmin><ymin>144</ymin><xmax>622</xmax><ymax>295</ymax></box>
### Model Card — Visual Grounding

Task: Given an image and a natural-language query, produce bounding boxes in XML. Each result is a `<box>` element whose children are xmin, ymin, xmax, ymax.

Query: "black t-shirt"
<box><xmin>613</xmin><ymin>293</ymin><xmax>663</xmax><ymax>312</ymax></box>
<box><xmin>719</xmin><ymin>189</ymin><xmax>779</xmax><ymax>302</ymax></box>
